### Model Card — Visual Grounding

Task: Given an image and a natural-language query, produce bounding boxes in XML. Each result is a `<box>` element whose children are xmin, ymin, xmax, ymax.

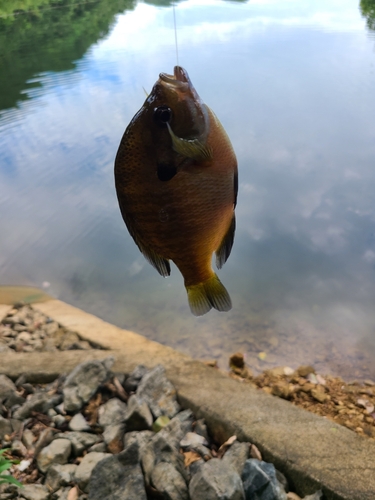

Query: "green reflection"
<box><xmin>143</xmin><ymin>0</ymin><xmax>181</xmax><ymax>6</ymax></box>
<box><xmin>360</xmin><ymin>0</ymin><xmax>375</xmax><ymax>30</ymax></box>
<box><xmin>0</xmin><ymin>0</ymin><xmax>135</xmax><ymax>112</ymax></box>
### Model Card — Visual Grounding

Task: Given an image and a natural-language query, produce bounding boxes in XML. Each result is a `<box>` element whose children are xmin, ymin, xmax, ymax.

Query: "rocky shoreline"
<box><xmin>227</xmin><ymin>353</ymin><xmax>375</xmax><ymax>440</ymax></box>
<box><xmin>0</xmin><ymin>357</ymin><xmax>323</xmax><ymax>500</ymax></box>
<box><xmin>0</xmin><ymin>304</ymin><xmax>103</xmax><ymax>354</ymax></box>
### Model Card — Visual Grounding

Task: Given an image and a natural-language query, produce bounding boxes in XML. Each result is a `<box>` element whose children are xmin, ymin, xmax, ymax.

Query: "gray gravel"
<box><xmin>0</xmin><ymin>304</ymin><xmax>103</xmax><ymax>354</ymax></box>
<box><xmin>0</xmin><ymin>350</ymin><xmax>324</xmax><ymax>499</ymax></box>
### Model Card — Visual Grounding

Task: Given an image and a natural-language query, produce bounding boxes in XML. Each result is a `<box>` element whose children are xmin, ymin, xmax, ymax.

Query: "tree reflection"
<box><xmin>0</xmin><ymin>0</ymin><xmax>135</xmax><ymax>112</ymax></box>
<box><xmin>143</xmin><ymin>0</ymin><xmax>182</xmax><ymax>6</ymax></box>
<box><xmin>360</xmin><ymin>0</ymin><xmax>375</xmax><ymax>31</ymax></box>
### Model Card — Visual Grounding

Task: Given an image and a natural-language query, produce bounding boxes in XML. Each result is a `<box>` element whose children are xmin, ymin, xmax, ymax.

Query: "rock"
<box><xmin>0</xmin><ymin>375</ymin><xmax>17</xmax><ymax>403</ymax></box>
<box><xmin>103</xmin><ymin>424</ymin><xmax>125</xmax><ymax>454</ymax></box>
<box><xmin>0</xmin><ymin>416</ymin><xmax>12</xmax><ymax>439</ymax></box>
<box><xmin>136</xmin><ymin>364</ymin><xmax>180</xmax><ymax>419</ymax></box>
<box><xmin>302</xmin><ymin>491</ymin><xmax>324</xmax><ymax>500</ymax></box>
<box><xmin>194</xmin><ymin>419</ymin><xmax>209</xmax><ymax>442</ymax></box>
<box><xmin>44</xmin><ymin>463</ymin><xmax>78</xmax><ymax>492</ymax></box>
<box><xmin>123</xmin><ymin>365</ymin><xmax>149</xmax><ymax>393</ymax></box>
<box><xmin>296</xmin><ymin>366</ymin><xmax>315</xmax><ymax>377</ymax></box>
<box><xmin>189</xmin><ymin>458</ymin><xmax>205</xmax><ymax>475</ymax></box>
<box><xmin>124</xmin><ymin>395</ymin><xmax>153</xmax><ymax>431</ymax></box>
<box><xmin>34</xmin><ymin>428</ymin><xmax>55</xmax><ymax>458</ymax></box>
<box><xmin>150</xmin><ymin>417</ymin><xmax>192</xmax><ymax>482</ymax></box>
<box><xmin>11</xmin><ymin>439</ymin><xmax>27</xmax><ymax>457</ymax></box>
<box><xmin>123</xmin><ymin>430</ymin><xmax>154</xmax><ymax>457</ymax></box>
<box><xmin>242</xmin><ymin>459</ymin><xmax>287</xmax><ymax>500</ymax></box>
<box><xmin>13</xmin><ymin>392</ymin><xmax>59</xmax><ymax>420</ymax></box>
<box><xmin>59</xmin><ymin>331</ymin><xmax>80</xmax><ymax>350</ymax></box>
<box><xmin>74</xmin><ymin>452</ymin><xmax>111</xmax><ymax>492</ymax></box>
<box><xmin>4</xmin><ymin>392</ymin><xmax>26</xmax><ymax>409</ymax></box>
<box><xmin>266</xmin><ymin>367</ymin><xmax>286</xmax><ymax>377</ymax></box>
<box><xmin>68</xmin><ymin>413</ymin><xmax>91</xmax><ymax>432</ymax></box>
<box><xmin>272</xmin><ymin>382</ymin><xmax>291</xmax><ymax>399</ymax></box>
<box><xmin>180</xmin><ymin>432</ymin><xmax>208</xmax><ymax>448</ymax></box>
<box><xmin>0</xmin><ymin>345</ymin><xmax>13</xmax><ymax>353</ymax></box>
<box><xmin>89</xmin><ymin>442</ymin><xmax>107</xmax><ymax>453</ymax></box>
<box><xmin>229</xmin><ymin>352</ymin><xmax>245</xmax><ymax>369</ymax></box>
<box><xmin>151</xmin><ymin>461</ymin><xmax>189</xmax><ymax>500</ymax></box>
<box><xmin>187</xmin><ymin>443</ymin><xmax>212</xmax><ymax>460</ymax></box>
<box><xmin>141</xmin><ymin>419</ymin><xmax>189</xmax><ymax>487</ymax></box>
<box><xmin>54</xmin><ymin>487</ymin><xmax>72</xmax><ymax>500</ymax></box>
<box><xmin>9</xmin><ymin>418</ymin><xmax>22</xmax><ymax>434</ymax></box>
<box><xmin>53</xmin><ymin>415</ymin><xmax>67</xmax><ymax>428</ymax></box>
<box><xmin>17</xmin><ymin>484</ymin><xmax>49</xmax><ymax>500</ymax></box>
<box><xmin>98</xmin><ymin>398</ymin><xmax>127</xmax><ymax>427</ymax></box>
<box><xmin>189</xmin><ymin>458</ymin><xmax>245</xmax><ymax>500</ymax></box>
<box><xmin>87</xmin><ymin>451</ymin><xmax>147</xmax><ymax>500</ymax></box>
<box><xmin>222</xmin><ymin>441</ymin><xmax>249</xmax><ymax>475</ymax></box>
<box><xmin>276</xmin><ymin>469</ymin><xmax>289</xmax><ymax>493</ymax></box>
<box><xmin>22</xmin><ymin>429</ymin><xmax>36</xmax><ymax>449</ymax></box>
<box><xmin>55</xmin><ymin>432</ymin><xmax>101</xmax><ymax>456</ymax></box>
<box><xmin>63</xmin><ymin>358</ymin><xmax>114</xmax><ymax>412</ymax></box>
<box><xmin>311</xmin><ymin>387</ymin><xmax>330</xmax><ymax>404</ymax></box>
<box><xmin>37</xmin><ymin>438</ymin><xmax>72</xmax><ymax>473</ymax></box>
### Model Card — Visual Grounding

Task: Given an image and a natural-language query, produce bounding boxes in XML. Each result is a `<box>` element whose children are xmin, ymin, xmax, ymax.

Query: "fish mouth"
<box><xmin>159</xmin><ymin>66</ymin><xmax>190</xmax><ymax>91</ymax></box>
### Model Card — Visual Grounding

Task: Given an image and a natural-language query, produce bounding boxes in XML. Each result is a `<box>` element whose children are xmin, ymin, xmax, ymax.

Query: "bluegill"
<box><xmin>114</xmin><ymin>66</ymin><xmax>237</xmax><ymax>315</ymax></box>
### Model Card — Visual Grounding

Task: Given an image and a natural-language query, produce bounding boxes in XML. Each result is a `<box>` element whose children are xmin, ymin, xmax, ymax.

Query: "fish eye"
<box><xmin>154</xmin><ymin>106</ymin><xmax>172</xmax><ymax>126</ymax></box>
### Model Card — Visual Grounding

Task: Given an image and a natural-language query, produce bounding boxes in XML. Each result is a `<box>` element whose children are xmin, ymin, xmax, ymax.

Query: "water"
<box><xmin>1</xmin><ymin>0</ymin><xmax>375</xmax><ymax>380</ymax></box>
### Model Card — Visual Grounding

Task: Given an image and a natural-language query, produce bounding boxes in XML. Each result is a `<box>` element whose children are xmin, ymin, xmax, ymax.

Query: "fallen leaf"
<box><xmin>250</xmin><ymin>443</ymin><xmax>262</xmax><ymax>461</ymax></box>
<box><xmin>258</xmin><ymin>352</ymin><xmax>267</xmax><ymax>361</ymax></box>
<box><xmin>217</xmin><ymin>435</ymin><xmax>237</xmax><ymax>457</ymax></box>
<box><xmin>183</xmin><ymin>451</ymin><xmax>201</xmax><ymax>467</ymax></box>
<box><xmin>357</xmin><ymin>398</ymin><xmax>375</xmax><ymax>414</ymax></box>
<box><xmin>67</xmin><ymin>486</ymin><xmax>79</xmax><ymax>500</ymax></box>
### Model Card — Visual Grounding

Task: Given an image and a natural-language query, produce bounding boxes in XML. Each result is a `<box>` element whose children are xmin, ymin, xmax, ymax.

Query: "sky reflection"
<box><xmin>1</xmin><ymin>0</ymin><xmax>375</xmax><ymax>379</ymax></box>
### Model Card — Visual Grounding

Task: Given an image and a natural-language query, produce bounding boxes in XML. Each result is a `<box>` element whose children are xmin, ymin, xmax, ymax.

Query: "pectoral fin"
<box><xmin>167</xmin><ymin>123</ymin><xmax>212</xmax><ymax>161</ymax></box>
<box><xmin>215</xmin><ymin>214</ymin><xmax>236</xmax><ymax>269</ymax></box>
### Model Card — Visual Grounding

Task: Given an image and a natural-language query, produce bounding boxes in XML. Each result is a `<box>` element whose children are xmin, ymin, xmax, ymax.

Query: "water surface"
<box><xmin>1</xmin><ymin>0</ymin><xmax>375</xmax><ymax>379</ymax></box>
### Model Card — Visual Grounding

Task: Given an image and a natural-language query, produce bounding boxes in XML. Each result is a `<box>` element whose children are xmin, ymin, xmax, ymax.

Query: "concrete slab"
<box><xmin>1</xmin><ymin>299</ymin><xmax>374</xmax><ymax>500</ymax></box>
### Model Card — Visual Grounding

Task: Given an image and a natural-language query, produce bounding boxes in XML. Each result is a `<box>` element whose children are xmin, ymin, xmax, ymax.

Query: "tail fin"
<box><xmin>186</xmin><ymin>274</ymin><xmax>232</xmax><ymax>316</ymax></box>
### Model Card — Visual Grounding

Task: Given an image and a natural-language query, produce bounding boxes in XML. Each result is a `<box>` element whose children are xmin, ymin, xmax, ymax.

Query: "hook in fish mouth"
<box><xmin>159</xmin><ymin>66</ymin><xmax>189</xmax><ymax>91</ymax></box>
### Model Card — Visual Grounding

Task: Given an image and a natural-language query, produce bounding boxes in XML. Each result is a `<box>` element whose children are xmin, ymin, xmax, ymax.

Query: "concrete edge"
<box><xmin>1</xmin><ymin>299</ymin><xmax>374</xmax><ymax>500</ymax></box>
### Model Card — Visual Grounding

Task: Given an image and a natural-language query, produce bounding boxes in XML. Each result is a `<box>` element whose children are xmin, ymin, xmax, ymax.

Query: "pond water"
<box><xmin>1</xmin><ymin>0</ymin><xmax>375</xmax><ymax>380</ymax></box>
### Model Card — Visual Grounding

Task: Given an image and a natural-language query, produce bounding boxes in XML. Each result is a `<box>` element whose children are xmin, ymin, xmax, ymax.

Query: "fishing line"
<box><xmin>173</xmin><ymin>4</ymin><xmax>179</xmax><ymax>67</ymax></box>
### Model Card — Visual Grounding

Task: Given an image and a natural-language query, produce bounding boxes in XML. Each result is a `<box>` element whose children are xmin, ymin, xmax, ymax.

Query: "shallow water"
<box><xmin>1</xmin><ymin>0</ymin><xmax>375</xmax><ymax>380</ymax></box>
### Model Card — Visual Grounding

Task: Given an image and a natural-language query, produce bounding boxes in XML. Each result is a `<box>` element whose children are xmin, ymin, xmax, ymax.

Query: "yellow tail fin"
<box><xmin>186</xmin><ymin>274</ymin><xmax>232</xmax><ymax>316</ymax></box>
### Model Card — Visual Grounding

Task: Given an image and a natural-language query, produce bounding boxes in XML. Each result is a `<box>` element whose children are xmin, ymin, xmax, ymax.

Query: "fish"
<box><xmin>114</xmin><ymin>66</ymin><xmax>238</xmax><ymax>316</ymax></box>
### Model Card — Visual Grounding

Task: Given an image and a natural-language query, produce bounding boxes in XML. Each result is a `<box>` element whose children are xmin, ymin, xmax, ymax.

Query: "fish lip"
<box><xmin>159</xmin><ymin>66</ymin><xmax>189</xmax><ymax>91</ymax></box>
